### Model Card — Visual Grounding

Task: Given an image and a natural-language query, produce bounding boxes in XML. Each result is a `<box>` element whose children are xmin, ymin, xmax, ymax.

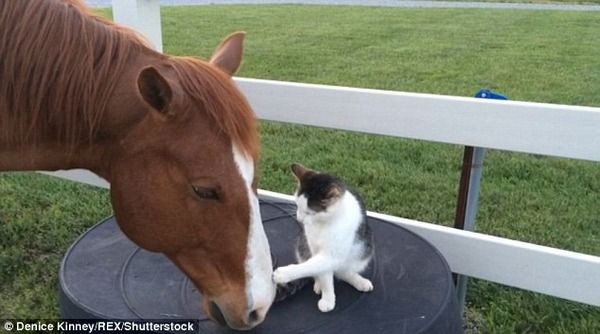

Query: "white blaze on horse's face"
<box><xmin>232</xmin><ymin>145</ymin><xmax>276</xmax><ymax>325</ymax></box>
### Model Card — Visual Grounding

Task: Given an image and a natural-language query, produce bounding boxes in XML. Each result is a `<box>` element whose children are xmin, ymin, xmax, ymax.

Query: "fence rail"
<box><xmin>237</xmin><ymin>78</ymin><xmax>600</xmax><ymax>162</ymax></box>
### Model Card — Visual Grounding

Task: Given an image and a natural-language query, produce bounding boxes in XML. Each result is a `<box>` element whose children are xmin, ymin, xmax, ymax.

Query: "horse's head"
<box><xmin>107</xmin><ymin>33</ymin><xmax>275</xmax><ymax>330</ymax></box>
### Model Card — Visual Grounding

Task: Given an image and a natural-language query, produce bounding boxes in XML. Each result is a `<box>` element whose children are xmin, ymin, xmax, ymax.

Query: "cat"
<box><xmin>273</xmin><ymin>163</ymin><xmax>374</xmax><ymax>312</ymax></box>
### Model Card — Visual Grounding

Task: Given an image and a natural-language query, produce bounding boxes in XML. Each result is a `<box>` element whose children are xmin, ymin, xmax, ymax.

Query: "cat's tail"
<box><xmin>274</xmin><ymin>278</ymin><xmax>311</xmax><ymax>302</ymax></box>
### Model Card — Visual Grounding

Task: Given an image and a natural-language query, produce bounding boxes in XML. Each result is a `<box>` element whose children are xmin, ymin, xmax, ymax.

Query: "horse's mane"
<box><xmin>169</xmin><ymin>57</ymin><xmax>259</xmax><ymax>161</ymax></box>
<box><xmin>0</xmin><ymin>0</ymin><xmax>150</xmax><ymax>147</ymax></box>
<box><xmin>0</xmin><ymin>0</ymin><xmax>258</xmax><ymax>160</ymax></box>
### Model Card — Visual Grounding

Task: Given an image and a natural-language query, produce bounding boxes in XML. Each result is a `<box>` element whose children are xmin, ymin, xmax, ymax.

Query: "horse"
<box><xmin>0</xmin><ymin>0</ymin><xmax>275</xmax><ymax>330</ymax></box>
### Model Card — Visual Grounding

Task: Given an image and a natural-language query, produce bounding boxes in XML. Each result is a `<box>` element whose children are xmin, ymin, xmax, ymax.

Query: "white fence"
<box><xmin>44</xmin><ymin>0</ymin><xmax>600</xmax><ymax>308</ymax></box>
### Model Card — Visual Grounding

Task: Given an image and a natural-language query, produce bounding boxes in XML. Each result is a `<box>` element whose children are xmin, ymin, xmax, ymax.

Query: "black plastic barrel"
<box><xmin>59</xmin><ymin>197</ymin><xmax>462</xmax><ymax>333</ymax></box>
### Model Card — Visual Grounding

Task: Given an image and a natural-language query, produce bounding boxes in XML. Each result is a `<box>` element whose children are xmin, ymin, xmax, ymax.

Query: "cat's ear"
<box><xmin>291</xmin><ymin>163</ymin><xmax>309</xmax><ymax>181</ymax></box>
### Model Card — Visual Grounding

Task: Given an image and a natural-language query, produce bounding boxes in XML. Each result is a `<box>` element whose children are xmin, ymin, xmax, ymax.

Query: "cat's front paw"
<box><xmin>318</xmin><ymin>297</ymin><xmax>335</xmax><ymax>312</ymax></box>
<box><xmin>272</xmin><ymin>267</ymin><xmax>294</xmax><ymax>284</ymax></box>
<box><xmin>354</xmin><ymin>278</ymin><xmax>374</xmax><ymax>292</ymax></box>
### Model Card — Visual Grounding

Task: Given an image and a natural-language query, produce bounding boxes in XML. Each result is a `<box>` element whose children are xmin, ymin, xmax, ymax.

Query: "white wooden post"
<box><xmin>111</xmin><ymin>0</ymin><xmax>163</xmax><ymax>52</ymax></box>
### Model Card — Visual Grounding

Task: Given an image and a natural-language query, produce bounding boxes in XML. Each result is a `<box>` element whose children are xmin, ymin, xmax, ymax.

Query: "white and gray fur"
<box><xmin>273</xmin><ymin>163</ymin><xmax>374</xmax><ymax>312</ymax></box>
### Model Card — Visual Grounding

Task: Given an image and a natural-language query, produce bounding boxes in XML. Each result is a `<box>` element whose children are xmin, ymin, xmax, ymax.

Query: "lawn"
<box><xmin>1</xmin><ymin>5</ymin><xmax>599</xmax><ymax>333</ymax></box>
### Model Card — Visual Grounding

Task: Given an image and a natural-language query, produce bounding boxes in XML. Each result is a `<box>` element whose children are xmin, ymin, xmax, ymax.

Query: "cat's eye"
<box><xmin>192</xmin><ymin>186</ymin><xmax>220</xmax><ymax>201</ymax></box>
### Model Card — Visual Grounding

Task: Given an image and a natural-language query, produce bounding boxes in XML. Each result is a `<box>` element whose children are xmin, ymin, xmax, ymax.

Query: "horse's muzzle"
<box><xmin>207</xmin><ymin>300</ymin><xmax>265</xmax><ymax>330</ymax></box>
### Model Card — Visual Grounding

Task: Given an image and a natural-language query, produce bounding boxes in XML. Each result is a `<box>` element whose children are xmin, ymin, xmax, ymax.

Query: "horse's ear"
<box><xmin>210</xmin><ymin>32</ymin><xmax>245</xmax><ymax>76</ymax></box>
<box><xmin>137</xmin><ymin>66</ymin><xmax>173</xmax><ymax>115</ymax></box>
<box><xmin>291</xmin><ymin>163</ymin><xmax>309</xmax><ymax>181</ymax></box>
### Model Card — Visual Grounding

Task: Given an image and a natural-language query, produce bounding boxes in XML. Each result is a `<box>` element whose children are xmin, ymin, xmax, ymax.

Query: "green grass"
<box><xmin>161</xmin><ymin>6</ymin><xmax>600</xmax><ymax>105</ymax></box>
<box><xmin>1</xmin><ymin>5</ymin><xmax>599</xmax><ymax>333</ymax></box>
<box><xmin>0</xmin><ymin>174</ymin><xmax>111</xmax><ymax>317</ymax></box>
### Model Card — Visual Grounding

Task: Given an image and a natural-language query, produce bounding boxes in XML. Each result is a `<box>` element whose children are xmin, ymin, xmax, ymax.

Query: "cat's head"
<box><xmin>291</xmin><ymin>163</ymin><xmax>346</xmax><ymax>222</ymax></box>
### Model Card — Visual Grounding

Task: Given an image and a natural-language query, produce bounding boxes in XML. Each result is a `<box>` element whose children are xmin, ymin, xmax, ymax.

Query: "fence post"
<box><xmin>454</xmin><ymin>89</ymin><xmax>507</xmax><ymax>314</ymax></box>
<box><xmin>112</xmin><ymin>0</ymin><xmax>163</xmax><ymax>52</ymax></box>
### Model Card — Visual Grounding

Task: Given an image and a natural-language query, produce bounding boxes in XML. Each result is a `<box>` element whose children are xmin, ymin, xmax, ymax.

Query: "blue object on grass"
<box><xmin>475</xmin><ymin>89</ymin><xmax>508</xmax><ymax>100</ymax></box>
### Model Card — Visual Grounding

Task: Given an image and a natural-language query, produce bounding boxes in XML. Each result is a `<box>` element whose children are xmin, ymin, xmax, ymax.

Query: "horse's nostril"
<box><xmin>208</xmin><ymin>301</ymin><xmax>227</xmax><ymax>327</ymax></box>
<box><xmin>248</xmin><ymin>309</ymin><xmax>259</xmax><ymax>324</ymax></box>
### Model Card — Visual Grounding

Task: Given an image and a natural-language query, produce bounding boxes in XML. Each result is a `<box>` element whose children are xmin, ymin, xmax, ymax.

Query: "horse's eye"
<box><xmin>192</xmin><ymin>186</ymin><xmax>219</xmax><ymax>200</ymax></box>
